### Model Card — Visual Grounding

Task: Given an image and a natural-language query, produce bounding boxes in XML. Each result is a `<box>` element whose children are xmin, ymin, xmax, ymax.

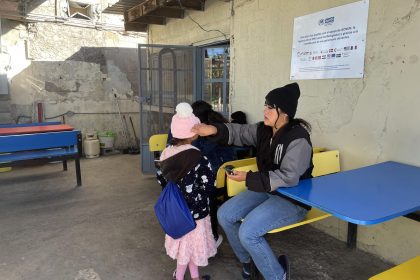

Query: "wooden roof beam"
<box><xmin>133</xmin><ymin>15</ymin><xmax>166</xmax><ymax>25</ymax></box>
<box><xmin>124</xmin><ymin>22</ymin><xmax>148</xmax><ymax>32</ymax></box>
<box><xmin>147</xmin><ymin>7</ymin><xmax>184</xmax><ymax>19</ymax></box>
<box><xmin>126</xmin><ymin>1</ymin><xmax>185</xmax><ymax>22</ymax></box>
<box><xmin>165</xmin><ymin>0</ymin><xmax>206</xmax><ymax>11</ymax></box>
<box><xmin>126</xmin><ymin>4</ymin><xmax>143</xmax><ymax>22</ymax></box>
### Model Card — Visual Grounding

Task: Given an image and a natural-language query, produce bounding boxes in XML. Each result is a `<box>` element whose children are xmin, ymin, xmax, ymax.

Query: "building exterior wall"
<box><xmin>149</xmin><ymin>0</ymin><xmax>420</xmax><ymax>264</ymax></box>
<box><xmin>1</xmin><ymin>15</ymin><xmax>146</xmax><ymax>148</ymax></box>
<box><xmin>148</xmin><ymin>0</ymin><xmax>231</xmax><ymax>46</ymax></box>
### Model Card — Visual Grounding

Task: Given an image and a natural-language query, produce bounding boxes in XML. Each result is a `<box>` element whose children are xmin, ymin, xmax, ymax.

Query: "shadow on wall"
<box><xmin>67</xmin><ymin>47</ymin><xmax>139</xmax><ymax>97</ymax></box>
<box><xmin>0</xmin><ymin>74</ymin><xmax>8</xmax><ymax>95</ymax></box>
<box><xmin>10</xmin><ymin>47</ymin><xmax>139</xmax><ymax>103</ymax></box>
<box><xmin>8</xmin><ymin>47</ymin><xmax>141</xmax><ymax>149</ymax></box>
<box><xmin>9</xmin><ymin>47</ymin><xmax>139</xmax><ymax>123</ymax></box>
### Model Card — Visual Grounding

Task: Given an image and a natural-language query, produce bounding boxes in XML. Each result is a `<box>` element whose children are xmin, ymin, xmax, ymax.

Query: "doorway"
<box><xmin>138</xmin><ymin>42</ymin><xmax>230</xmax><ymax>174</ymax></box>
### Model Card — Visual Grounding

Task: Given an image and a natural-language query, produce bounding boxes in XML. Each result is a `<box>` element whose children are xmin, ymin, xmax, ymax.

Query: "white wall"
<box><xmin>149</xmin><ymin>0</ymin><xmax>420</xmax><ymax>264</ymax></box>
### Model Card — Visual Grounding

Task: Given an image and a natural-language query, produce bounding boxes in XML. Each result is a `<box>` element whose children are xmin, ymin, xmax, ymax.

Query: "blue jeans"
<box><xmin>217</xmin><ymin>190</ymin><xmax>307</xmax><ymax>280</ymax></box>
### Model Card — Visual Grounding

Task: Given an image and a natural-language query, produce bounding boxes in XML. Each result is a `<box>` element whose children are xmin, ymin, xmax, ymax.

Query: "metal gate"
<box><xmin>138</xmin><ymin>44</ymin><xmax>196</xmax><ymax>174</ymax></box>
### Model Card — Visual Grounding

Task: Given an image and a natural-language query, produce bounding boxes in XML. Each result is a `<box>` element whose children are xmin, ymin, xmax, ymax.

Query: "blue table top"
<box><xmin>277</xmin><ymin>161</ymin><xmax>420</xmax><ymax>225</ymax></box>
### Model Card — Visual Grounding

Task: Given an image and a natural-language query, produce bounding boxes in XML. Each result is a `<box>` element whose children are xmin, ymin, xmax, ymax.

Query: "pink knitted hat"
<box><xmin>171</xmin><ymin>103</ymin><xmax>201</xmax><ymax>139</ymax></box>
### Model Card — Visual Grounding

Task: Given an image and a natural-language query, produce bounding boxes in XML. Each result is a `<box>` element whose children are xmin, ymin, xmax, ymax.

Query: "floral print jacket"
<box><xmin>156</xmin><ymin>145</ymin><xmax>215</xmax><ymax>220</ymax></box>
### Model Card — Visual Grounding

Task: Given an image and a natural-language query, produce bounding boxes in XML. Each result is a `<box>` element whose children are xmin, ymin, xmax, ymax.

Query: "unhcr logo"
<box><xmin>318</xmin><ymin>16</ymin><xmax>335</xmax><ymax>26</ymax></box>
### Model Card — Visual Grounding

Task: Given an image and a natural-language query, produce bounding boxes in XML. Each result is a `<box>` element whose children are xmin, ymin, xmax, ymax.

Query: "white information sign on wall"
<box><xmin>290</xmin><ymin>0</ymin><xmax>369</xmax><ymax>80</ymax></box>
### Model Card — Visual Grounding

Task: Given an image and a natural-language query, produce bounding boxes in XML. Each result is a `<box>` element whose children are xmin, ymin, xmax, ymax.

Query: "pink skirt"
<box><xmin>165</xmin><ymin>215</ymin><xmax>217</xmax><ymax>266</ymax></box>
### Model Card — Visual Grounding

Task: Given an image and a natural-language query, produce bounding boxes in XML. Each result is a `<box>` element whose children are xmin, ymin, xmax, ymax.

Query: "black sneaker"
<box><xmin>241</xmin><ymin>262</ymin><xmax>251</xmax><ymax>279</ymax></box>
<box><xmin>278</xmin><ymin>255</ymin><xmax>290</xmax><ymax>280</ymax></box>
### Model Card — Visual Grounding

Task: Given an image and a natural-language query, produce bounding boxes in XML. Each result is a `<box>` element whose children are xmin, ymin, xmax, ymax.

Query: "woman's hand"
<box><xmin>191</xmin><ymin>123</ymin><xmax>218</xmax><ymax>136</ymax></box>
<box><xmin>226</xmin><ymin>170</ymin><xmax>247</xmax><ymax>182</ymax></box>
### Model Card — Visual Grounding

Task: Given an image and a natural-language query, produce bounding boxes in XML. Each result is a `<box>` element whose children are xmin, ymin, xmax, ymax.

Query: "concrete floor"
<box><xmin>0</xmin><ymin>155</ymin><xmax>392</xmax><ymax>280</ymax></box>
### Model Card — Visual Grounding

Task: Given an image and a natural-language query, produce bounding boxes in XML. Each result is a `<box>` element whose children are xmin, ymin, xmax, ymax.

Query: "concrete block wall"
<box><xmin>148</xmin><ymin>0</ymin><xmax>420</xmax><ymax>264</ymax></box>
<box><xmin>0</xmin><ymin>98</ymin><xmax>12</xmax><ymax>124</ymax></box>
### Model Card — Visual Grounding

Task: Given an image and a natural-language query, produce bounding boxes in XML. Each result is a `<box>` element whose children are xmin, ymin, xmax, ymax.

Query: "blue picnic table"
<box><xmin>277</xmin><ymin>161</ymin><xmax>420</xmax><ymax>247</ymax></box>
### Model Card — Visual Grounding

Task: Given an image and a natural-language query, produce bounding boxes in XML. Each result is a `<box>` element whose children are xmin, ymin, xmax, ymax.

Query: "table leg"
<box><xmin>404</xmin><ymin>212</ymin><xmax>420</xmax><ymax>222</ymax></box>
<box><xmin>62</xmin><ymin>160</ymin><xmax>68</xmax><ymax>171</ymax></box>
<box><xmin>75</xmin><ymin>132</ymin><xmax>82</xmax><ymax>187</ymax></box>
<box><xmin>347</xmin><ymin>222</ymin><xmax>358</xmax><ymax>249</ymax></box>
<box><xmin>75</xmin><ymin>159</ymin><xmax>82</xmax><ymax>186</ymax></box>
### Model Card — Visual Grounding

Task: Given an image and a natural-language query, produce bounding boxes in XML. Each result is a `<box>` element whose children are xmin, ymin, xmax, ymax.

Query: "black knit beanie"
<box><xmin>265</xmin><ymin>83</ymin><xmax>300</xmax><ymax>119</ymax></box>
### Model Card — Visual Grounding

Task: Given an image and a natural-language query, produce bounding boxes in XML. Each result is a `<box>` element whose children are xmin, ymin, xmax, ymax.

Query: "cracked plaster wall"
<box><xmin>148</xmin><ymin>0</ymin><xmax>420</xmax><ymax>264</ymax></box>
<box><xmin>2</xmin><ymin>20</ymin><xmax>146</xmax><ymax>148</ymax></box>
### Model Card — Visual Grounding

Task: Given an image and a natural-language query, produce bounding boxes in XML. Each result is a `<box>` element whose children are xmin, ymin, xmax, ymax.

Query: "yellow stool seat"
<box><xmin>148</xmin><ymin>134</ymin><xmax>168</xmax><ymax>152</ymax></box>
<box><xmin>312</xmin><ymin>150</ymin><xmax>340</xmax><ymax>177</ymax></box>
<box><xmin>0</xmin><ymin>167</ymin><xmax>12</xmax><ymax>172</ymax></box>
<box><xmin>268</xmin><ymin>208</ymin><xmax>331</xmax><ymax>233</ymax></box>
<box><xmin>0</xmin><ymin>160</ymin><xmax>12</xmax><ymax>172</ymax></box>
<box><xmin>226</xmin><ymin>163</ymin><xmax>258</xmax><ymax>196</ymax></box>
<box><xmin>369</xmin><ymin>256</ymin><xmax>420</xmax><ymax>280</ymax></box>
<box><xmin>312</xmin><ymin>147</ymin><xmax>326</xmax><ymax>153</ymax></box>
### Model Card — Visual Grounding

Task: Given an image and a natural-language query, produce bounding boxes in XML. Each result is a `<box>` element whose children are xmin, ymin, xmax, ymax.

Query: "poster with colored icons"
<box><xmin>290</xmin><ymin>0</ymin><xmax>369</xmax><ymax>80</ymax></box>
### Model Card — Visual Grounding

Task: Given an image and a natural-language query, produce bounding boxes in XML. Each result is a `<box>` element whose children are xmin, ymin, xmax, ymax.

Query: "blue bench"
<box><xmin>0</xmin><ymin>128</ymin><xmax>82</xmax><ymax>186</ymax></box>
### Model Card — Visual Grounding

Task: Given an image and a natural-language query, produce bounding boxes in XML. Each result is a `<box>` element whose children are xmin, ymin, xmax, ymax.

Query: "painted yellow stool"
<box><xmin>1</xmin><ymin>159</ymin><xmax>12</xmax><ymax>172</ymax></box>
<box><xmin>0</xmin><ymin>166</ymin><xmax>12</xmax><ymax>172</ymax></box>
<box><xmin>369</xmin><ymin>256</ymin><xmax>420</xmax><ymax>280</ymax></box>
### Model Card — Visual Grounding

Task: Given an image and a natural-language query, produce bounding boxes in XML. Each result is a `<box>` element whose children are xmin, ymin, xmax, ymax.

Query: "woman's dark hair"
<box><xmin>208</xmin><ymin>110</ymin><xmax>228</xmax><ymax>124</ymax></box>
<box><xmin>231</xmin><ymin>111</ymin><xmax>247</xmax><ymax>124</ymax></box>
<box><xmin>274</xmin><ymin>107</ymin><xmax>311</xmax><ymax>133</ymax></box>
<box><xmin>191</xmin><ymin>100</ymin><xmax>227</xmax><ymax>124</ymax></box>
<box><xmin>289</xmin><ymin>118</ymin><xmax>312</xmax><ymax>133</ymax></box>
<box><xmin>191</xmin><ymin>100</ymin><xmax>212</xmax><ymax>123</ymax></box>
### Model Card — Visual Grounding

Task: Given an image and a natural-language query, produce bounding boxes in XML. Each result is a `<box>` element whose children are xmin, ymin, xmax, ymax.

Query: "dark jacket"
<box><xmin>193</xmin><ymin>137</ymin><xmax>237</xmax><ymax>172</ymax></box>
<box><xmin>210</xmin><ymin>122</ymin><xmax>313</xmax><ymax>209</ymax></box>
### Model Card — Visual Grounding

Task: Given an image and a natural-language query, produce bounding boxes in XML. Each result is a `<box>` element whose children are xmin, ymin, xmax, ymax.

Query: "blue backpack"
<box><xmin>154</xmin><ymin>181</ymin><xmax>196</xmax><ymax>239</ymax></box>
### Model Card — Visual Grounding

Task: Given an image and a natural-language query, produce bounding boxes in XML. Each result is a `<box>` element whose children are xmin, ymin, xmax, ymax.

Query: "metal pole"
<box><xmin>114</xmin><ymin>93</ymin><xmax>131</xmax><ymax>151</ymax></box>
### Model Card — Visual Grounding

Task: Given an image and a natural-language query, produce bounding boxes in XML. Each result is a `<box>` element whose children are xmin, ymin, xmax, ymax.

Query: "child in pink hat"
<box><xmin>156</xmin><ymin>102</ymin><xmax>216</xmax><ymax>280</ymax></box>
